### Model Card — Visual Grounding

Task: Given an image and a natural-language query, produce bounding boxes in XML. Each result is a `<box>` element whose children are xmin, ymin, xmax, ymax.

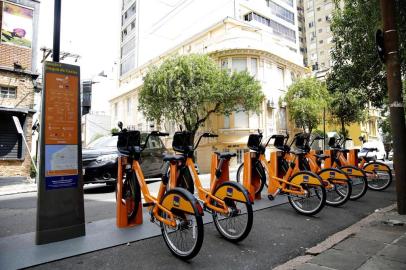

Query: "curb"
<box><xmin>273</xmin><ymin>203</ymin><xmax>397</xmax><ymax>270</ymax></box>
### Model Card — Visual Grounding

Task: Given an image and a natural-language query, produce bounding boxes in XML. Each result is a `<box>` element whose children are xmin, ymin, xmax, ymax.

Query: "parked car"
<box><xmin>82</xmin><ymin>134</ymin><xmax>167</xmax><ymax>185</ymax></box>
<box><xmin>358</xmin><ymin>140</ymin><xmax>386</xmax><ymax>161</ymax></box>
<box><xmin>388</xmin><ymin>149</ymin><xmax>393</xmax><ymax>161</ymax></box>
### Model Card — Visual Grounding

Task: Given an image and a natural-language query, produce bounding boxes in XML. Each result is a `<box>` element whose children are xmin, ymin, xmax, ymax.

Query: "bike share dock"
<box><xmin>0</xmin><ymin>180</ymin><xmax>288</xmax><ymax>270</ymax></box>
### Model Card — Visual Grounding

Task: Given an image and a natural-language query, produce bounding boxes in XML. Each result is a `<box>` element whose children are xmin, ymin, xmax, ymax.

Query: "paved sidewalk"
<box><xmin>275</xmin><ymin>204</ymin><xmax>406</xmax><ymax>270</ymax></box>
<box><xmin>0</xmin><ymin>177</ymin><xmax>37</xmax><ymax>196</ymax></box>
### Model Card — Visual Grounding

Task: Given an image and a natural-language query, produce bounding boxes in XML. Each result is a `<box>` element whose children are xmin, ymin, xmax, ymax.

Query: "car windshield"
<box><xmin>87</xmin><ymin>136</ymin><xmax>117</xmax><ymax>148</ymax></box>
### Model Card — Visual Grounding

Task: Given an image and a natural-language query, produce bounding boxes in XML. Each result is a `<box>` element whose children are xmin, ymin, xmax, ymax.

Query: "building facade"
<box><xmin>114</xmin><ymin>1</ymin><xmax>309</xmax><ymax>172</ymax></box>
<box><xmin>0</xmin><ymin>0</ymin><xmax>40</xmax><ymax>178</ymax></box>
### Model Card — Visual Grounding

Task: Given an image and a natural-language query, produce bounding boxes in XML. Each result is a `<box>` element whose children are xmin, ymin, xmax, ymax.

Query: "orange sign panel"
<box><xmin>44</xmin><ymin>73</ymin><xmax>78</xmax><ymax>145</ymax></box>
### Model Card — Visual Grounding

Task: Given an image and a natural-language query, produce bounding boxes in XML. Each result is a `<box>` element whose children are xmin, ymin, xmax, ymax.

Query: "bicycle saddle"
<box><xmin>314</xmin><ymin>154</ymin><xmax>330</xmax><ymax>160</ymax></box>
<box><xmin>214</xmin><ymin>152</ymin><xmax>237</xmax><ymax>159</ymax></box>
<box><xmin>163</xmin><ymin>154</ymin><xmax>185</xmax><ymax>162</ymax></box>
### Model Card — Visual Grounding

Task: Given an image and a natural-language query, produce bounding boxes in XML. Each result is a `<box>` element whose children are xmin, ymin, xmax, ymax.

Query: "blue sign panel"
<box><xmin>45</xmin><ymin>175</ymin><xmax>78</xmax><ymax>190</ymax></box>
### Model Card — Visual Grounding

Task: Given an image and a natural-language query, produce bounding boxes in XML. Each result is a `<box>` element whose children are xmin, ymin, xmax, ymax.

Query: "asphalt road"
<box><xmin>23</xmin><ymin>183</ymin><xmax>397</xmax><ymax>270</ymax></box>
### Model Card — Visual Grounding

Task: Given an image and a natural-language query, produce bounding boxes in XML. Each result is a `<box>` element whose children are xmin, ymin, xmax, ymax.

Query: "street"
<box><xmin>0</xmin><ymin>176</ymin><xmax>397</xmax><ymax>269</ymax></box>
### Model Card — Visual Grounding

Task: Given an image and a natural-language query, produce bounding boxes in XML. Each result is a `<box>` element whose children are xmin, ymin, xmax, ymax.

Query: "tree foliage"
<box><xmin>329</xmin><ymin>88</ymin><xmax>366</xmax><ymax>136</ymax></box>
<box><xmin>139</xmin><ymin>54</ymin><xmax>264</xmax><ymax>136</ymax></box>
<box><xmin>327</xmin><ymin>0</ymin><xmax>406</xmax><ymax>108</ymax></box>
<box><xmin>283</xmin><ymin>77</ymin><xmax>329</xmax><ymax>133</ymax></box>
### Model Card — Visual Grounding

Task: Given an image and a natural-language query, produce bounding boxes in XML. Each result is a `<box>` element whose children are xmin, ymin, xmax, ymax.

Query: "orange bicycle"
<box><xmin>237</xmin><ymin>131</ymin><xmax>326</xmax><ymax>216</ymax></box>
<box><xmin>164</xmin><ymin>131</ymin><xmax>253</xmax><ymax>242</ymax></box>
<box><xmin>114</xmin><ymin>123</ymin><xmax>204</xmax><ymax>259</ymax></box>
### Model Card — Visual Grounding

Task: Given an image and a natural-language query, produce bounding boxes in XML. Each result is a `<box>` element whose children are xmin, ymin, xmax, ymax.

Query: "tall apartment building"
<box><xmin>296</xmin><ymin>0</ymin><xmax>307</xmax><ymax>66</ymax></box>
<box><xmin>114</xmin><ymin>0</ymin><xmax>308</xmax><ymax>172</ymax></box>
<box><xmin>303</xmin><ymin>0</ymin><xmax>334</xmax><ymax>75</ymax></box>
<box><xmin>0</xmin><ymin>0</ymin><xmax>40</xmax><ymax>179</ymax></box>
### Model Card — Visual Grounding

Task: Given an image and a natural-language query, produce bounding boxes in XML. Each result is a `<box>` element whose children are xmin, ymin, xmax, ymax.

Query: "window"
<box><xmin>122</xmin><ymin>2</ymin><xmax>136</xmax><ymax>26</ymax></box>
<box><xmin>236</xmin><ymin>149</ymin><xmax>248</xmax><ymax>164</ymax></box>
<box><xmin>278</xmin><ymin>108</ymin><xmax>287</xmax><ymax>131</ymax></box>
<box><xmin>114</xmin><ymin>103</ymin><xmax>118</xmax><ymax>117</ymax></box>
<box><xmin>325</xmin><ymin>15</ymin><xmax>331</xmax><ymax>21</ymax></box>
<box><xmin>244</xmin><ymin>12</ymin><xmax>296</xmax><ymax>43</ymax></box>
<box><xmin>220</xmin><ymin>58</ymin><xmax>229</xmax><ymax>70</ymax></box>
<box><xmin>234</xmin><ymin>109</ymin><xmax>249</xmax><ymax>128</ymax></box>
<box><xmin>319</xmin><ymin>40</ymin><xmax>324</xmax><ymax>44</ymax></box>
<box><xmin>318</xmin><ymin>18</ymin><xmax>322</xmax><ymax>22</ymax></box>
<box><xmin>120</xmin><ymin>52</ymin><xmax>135</xmax><ymax>75</ymax></box>
<box><xmin>298</xmin><ymin>26</ymin><xmax>302</xmax><ymax>32</ymax></box>
<box><xmin>232</xmin><ymin>58</ymin><xmax>247</xmax><ymax>72</ymax></box>
<box><xmin>308</xmin><ymin>21</ymin><xmax>314</xmax><ymax>28</ymax></box>
<box><xmin>317</xmin><ymin>7</ymin><xmax>321</xmax><ymax>11</ymax></box>
<box><xmin>0</xmin><ymin>87</ymin><xmax>16</xmax><ymax>98</ymax></box>
<box><xmin>268</xmin><ymin>1</ymin><xmax>295</xmax><ymax>25</ymax></box>
<box><xmin>126</xmin><ymin>98</ymin><xmax>131</xmax><ymax>113</ymax></box>
<box><xmin>318</xmin><ymin>28</ymin><xmax>322</xmax><ymax>33</ymax></box>
<box><xmin>268</xmin><ymin>0</ymin><xmax>293</xmax><ymax>7</ymax></box>
<box><xmin>121</xmin><ymin>36</ymin><xmax>135</xmax><ymax>58</ymax></box>
<box><xmin>307</xmin><ymin>0</ymin><xmax>313</xmax><ymax>9</ymax></box>
<box><xmin>250</xmin><ymin>58</ymin><xmax>258</xmax><ymax>77</ymax></box>
<box><xmin>276</xmin><ymin>67</ymin><xmax>285</xmax><ymax>90</ymax></box>
<box><xmin>223</xmin><ymin>115</ymin><xmax>230</xmax><ymax>128</ymax></box>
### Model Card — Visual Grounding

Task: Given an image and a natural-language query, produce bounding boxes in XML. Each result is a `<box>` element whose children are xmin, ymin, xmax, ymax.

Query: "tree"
<box><xmin>283</xmin><ymin>77</ymin><xmax>329</xmax><ymax>133</ymax></box>
<box><xmin>329</xmin><ymin>88</ymin><xmax>366</xmax><ymax>136</ymax></box>
<box><xmin>139</xmin><ymin>54</ymin><xmax>264</xmax><ymax>138</ymax></box>
<box><xmin>327</xmin><ymin>0</ymin><xmax>406</xmax><ymax>108</ymax></box>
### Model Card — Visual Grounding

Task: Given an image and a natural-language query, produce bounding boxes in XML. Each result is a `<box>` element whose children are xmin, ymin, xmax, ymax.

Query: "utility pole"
<box><xmin>53</xmin><ymin>0</ymin><xmax>61</xmax><ymax>62</ymax></box>
<box><xmin>379</xmin><ymin>0</ymin><xmax>406</xmax><ymax>214</ymax></box>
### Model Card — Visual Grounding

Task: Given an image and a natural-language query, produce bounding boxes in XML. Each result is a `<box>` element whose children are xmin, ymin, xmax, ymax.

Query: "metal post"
<box><xmin>380</xmin><ymin>0</ymin><xmax>406</xmax><ymax>214</ymax></box>
<box><xmin>323</xmin><ymin>107</ymin><xmax>326</xmax><ymax>150</ymax></box>
<box><xmin>53</xmin><ymin>0</ymin><xmax>61</xmax><ymax>62</ymax></box>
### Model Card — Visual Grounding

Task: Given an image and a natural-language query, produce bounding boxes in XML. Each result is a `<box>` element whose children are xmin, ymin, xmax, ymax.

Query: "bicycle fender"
<box><xmin>214</xmin><ymin>182</ymin><xmax>250</xmax><ymax>203</ymax></box>
<box><xmin>161</xmin><ymin>188</ymin><xmax>202</xmax><ymax>215</ymax></box>
<box><xmin>340</xmin><ymin>166</ymin><xmax>365</xmax><ymax>177</ymax></box>
<box><xmin>318</xmin><ymin>168</ymin><xmax>348</xmax><ymax>181</ymax></box>
<box><xmin>363</xmin><ymin>162</ymin><xmax>391</xmax><ymax>172</ymax></box>
<box><xmin>290</xmin><ymin>172</ymin><xmax>321</xmax><ymax>186</ymax></box>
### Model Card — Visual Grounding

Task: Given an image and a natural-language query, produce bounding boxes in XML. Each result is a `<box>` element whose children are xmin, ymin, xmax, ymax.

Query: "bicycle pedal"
<box><xmin>267</xmin><ymin>194</ymin><xmax>275</xmax><ymax>201</ymax></box>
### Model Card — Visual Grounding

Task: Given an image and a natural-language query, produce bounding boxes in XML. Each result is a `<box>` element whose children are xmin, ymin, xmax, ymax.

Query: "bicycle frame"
<box><xmin>168</xmin><ymin>157</ymin><xmax>230</xmax><ymax>215</ymax></box>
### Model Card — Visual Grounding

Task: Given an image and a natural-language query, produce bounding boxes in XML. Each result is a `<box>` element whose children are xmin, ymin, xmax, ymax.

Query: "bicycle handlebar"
<box><xmin>194</xmin><ymin>132</ymin><xmax>218</xmax><ymax>150</ymax></box>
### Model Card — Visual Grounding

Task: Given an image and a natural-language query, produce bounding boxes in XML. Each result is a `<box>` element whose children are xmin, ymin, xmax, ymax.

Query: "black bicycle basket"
<box><xmin>247</xmin><ymin>134</ymin><xmax>262</xmax><ymax>151</ymax></box>
<box><xmin>172</xmin><ymin>131</ymin><xmax>194</xmax><ymax>153</ymax></box>
<box><xmin>117</xmin><ymin>130</ymin><xmax>141</xmax><ymax>154</ymax></box>
<box><xmin>295</xmin><ymin>133</ymin><xmax>309</xmax><ymax>150</ymax></box>
<box><xmin>328</xmin><ymin>137</ymin><xmax>336</xmax><ymax>148</ymax></box>
<box><xmin>273</xmin><ymin>135</ymin><xmax>285</xmax><ymax>149</ymax></box>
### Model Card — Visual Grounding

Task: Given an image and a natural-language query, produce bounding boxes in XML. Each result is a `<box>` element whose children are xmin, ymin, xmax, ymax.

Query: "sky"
<box><xmin>37</xmin><ymin>0</ymin><xmax>121</xmax><ymax>79</ymax></box>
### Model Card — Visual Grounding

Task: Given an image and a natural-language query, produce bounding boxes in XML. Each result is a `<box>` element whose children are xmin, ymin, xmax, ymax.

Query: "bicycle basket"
<box><xmin>295</xmin><ymin>134</ymin><xmax>308</xmax><ymax>149</ymax></box>
<box><xmin>247</xmin><ymin>134</ymin><xmax>261</xmax><ymax>151</ymax></box>
<box><xmin>117</xmin><ymin>130</ymin><xmax>141</xmax><ymax>153</ymax></box>
<box><xmin>172</xmin><ymin>131</ymin><xmax>194</xmax><ymax>153</ymax></box>
<box><xmin>273</xmin><ymin>135</ymin><xmax>285</xmax><ymax>149</ymax></box>
<box><xmin>328</xmin><ymin>137</ymin><xmax>336</xmax><ymax>148</ymax></box>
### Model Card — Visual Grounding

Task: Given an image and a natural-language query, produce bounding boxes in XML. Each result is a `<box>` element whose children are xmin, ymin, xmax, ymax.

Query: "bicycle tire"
<box><xmin>123</xmin><ymin>170</ymin><xmax>141</xmax><ymax>220</ymax></box>
<box><xmin>236</xmin><ymin>162</ymin><xmax>265</xmax><ymax>196</ymax></box>
<box><xmin>287</xmin><ymin>171</ymin><xmax>326</xmax><ymax>216</ymax></box>
<box><xmin>339</xmin><ymin>165</ymin><xmax>368</xmax><ymax>200</ymax></box>
<box><xmin>211</xmin><ymin>181</ymin><xmax>253</xmax><ymax>242</ymax></box>
<box><xmin>317</xmin><ymin>168</ymin><xmax>352</xmax><ymax>207</ymax></box>
<box><xmin>160</xmin><ymin>188</ymin><xmax>204</xmax><ymax>260</ymax></box>
<box><xmin>363</xmin><ymin>161</ymin><xmax>392</xmax><ymax>191</ymax></box>
<box><xmin>163</xmin><ymin>161</ymin><xmax>195</xmax><ymax>194</ymax></box>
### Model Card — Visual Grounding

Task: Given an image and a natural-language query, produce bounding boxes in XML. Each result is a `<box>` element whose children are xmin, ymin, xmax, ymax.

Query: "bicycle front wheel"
<box><xmin>211</xmin><ymin>182</ymin><xmax>253</xmax><ymax>242</ymax></box>
<box><xmin>236</xmin><ymin>162</ymin><xmax>265</xmax><ymax>196</ymax></box>
<box><xmin>318</xmin><ymin>168</ymin><xmax>352</xmax><ymax>207</ymax></box>
<box><xmin>122</xmin><ymin>170</ymin><xmax>141</xmax><ymax>220</ymax></box>
<box><xmin>160</xmin><ymin>188</ymin><xmax>204</xmax><ymax>260</ymax></box>
<box><xmin>363</xmin><ymin>162</ymin><xmax>392</xmax><ymax>191</ymax></box>
<box><xmin>287</xmin><ymin>171</ymin><xmax>326</xmax><ymax>216</ymax></box>
<box><xmin>340</xmin><ymin>166</ymin><xmax>368</xmax><ymax>200</ymax></box>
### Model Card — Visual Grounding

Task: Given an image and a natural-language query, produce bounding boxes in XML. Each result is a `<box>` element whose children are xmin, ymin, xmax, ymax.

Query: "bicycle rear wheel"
<box><xmin>236</xmin><ymin>162</ymin><xmax>265</xmax><ymax>196</ymax></box>
<box><xmin>287</xmin><ymin>171</ymin><xmax>326</xmax><ymax>216</ymax></box>
<box><xmin>317</xmin><ymin>168</ymin><xmax>352</xmax><ymax>207</ymax></box>
<box><xmin>122</xmin><ymin>170</ymin><xmax>141</xmax><ymax>220</ymax></box>
<box><xmin>339</xmin><ymin>165</ymin><xmax>368</xmax><ymax>200</ymax></box>
<box><xmin>160</xmin><ymin>188</ymin><xmax>204</xmax><ymax>260</ymax></box>
<box><xmin>211</xmin><ymin>182</ymin><xmax>253</xmax><ymax>242</ymax></box>
<box><xmin>363</xmin><ymin>162</ymin><xmax>392</xmax><ymax>191</ymax></box>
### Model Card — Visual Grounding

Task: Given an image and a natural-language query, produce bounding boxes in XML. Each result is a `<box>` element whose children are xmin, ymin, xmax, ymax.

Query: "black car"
<box><xmin>82</xmin><ymin>134</ymin><xmax>167</xmax><ymax>185</ymax></box>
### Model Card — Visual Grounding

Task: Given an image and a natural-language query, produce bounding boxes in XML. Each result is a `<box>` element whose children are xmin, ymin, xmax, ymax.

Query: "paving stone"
<box><xmin>294</xmin><ymin>263</ymin><xmax>337</xmax><ymax>270</ymax></box>
<box><xmin>332</xmin><ymin>236</ymin><xmax>386</xmax><ymax>256</ymax></box>
<box><xmin>358</xmin><ymin>256</ymin><xmax>406</xmax><ymax>270</ymax></box>
<box><xmin>309</xmin><ymin>249</ymin><xmax>369</xmax><ymax>270</ymax></box>
<box><xmin>378</xmin><ymin>244</ymin><xmax>406</xmax><ymax>264</ymax></box>
<box><xmin>355</xmin><ymin>227</ymin><xmax>405</xmax><ymax>244</ymax></box>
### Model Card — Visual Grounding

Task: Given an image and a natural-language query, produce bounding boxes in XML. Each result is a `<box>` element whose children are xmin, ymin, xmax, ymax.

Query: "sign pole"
<box><xmin>53</xmin><ymin>0</ymin><xmax>61</xmax><ymax>62</ymax></box>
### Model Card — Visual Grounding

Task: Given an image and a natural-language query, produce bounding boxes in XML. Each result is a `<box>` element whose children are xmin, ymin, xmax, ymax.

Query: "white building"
<box><xmin>114</xmin><ymin>0</ymin><xmax>309</xmax><ymax>172</ymax></box>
